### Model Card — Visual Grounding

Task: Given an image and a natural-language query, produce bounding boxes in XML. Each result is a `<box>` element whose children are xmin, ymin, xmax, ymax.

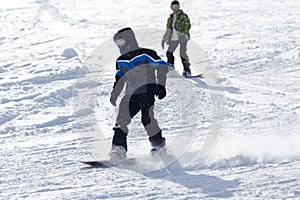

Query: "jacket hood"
<box><xmin>114</xmin><ymin>27</ymin><xmax>139</xmax><ymax>54</ymax></box>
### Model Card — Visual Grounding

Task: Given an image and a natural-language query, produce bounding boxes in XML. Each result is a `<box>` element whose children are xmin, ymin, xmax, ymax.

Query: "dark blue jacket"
<box><xmin>111</xmin><ymin>48</ymin><xmax>168</xmax><ymax>98</ymax></box>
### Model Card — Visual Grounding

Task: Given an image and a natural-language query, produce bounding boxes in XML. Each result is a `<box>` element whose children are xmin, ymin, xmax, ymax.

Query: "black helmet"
<box><xmin>170</xmin><ymin>1</ymin><xmax>180</xmax><ymax>10</ymax></box>
<box><xmin>171</xmin><ymin>0</ymin><xmax>180</xmax><ymax>6</ymax></box>
<box><xmin>113</xmin><ymin>27</ymin><xmax>138</xmax><ymax>54</ymax></box>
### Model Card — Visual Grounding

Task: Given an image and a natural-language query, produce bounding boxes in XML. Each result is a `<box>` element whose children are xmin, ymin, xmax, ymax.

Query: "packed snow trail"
<box><xmin>1</xmin><ymin>0</ymin><xmax>300</xmax><ymax>199</ymax></box>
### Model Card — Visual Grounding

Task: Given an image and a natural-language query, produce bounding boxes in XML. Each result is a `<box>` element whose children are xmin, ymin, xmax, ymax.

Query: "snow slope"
<box><xmin>1</xmin><ymin>0</ymin><xmax>300</xmax><ymax>199</ymax></box>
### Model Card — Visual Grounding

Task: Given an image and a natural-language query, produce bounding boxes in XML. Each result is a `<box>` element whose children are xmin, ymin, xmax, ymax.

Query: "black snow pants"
<box><xmin>112</xmin><ymin>93</ymin><xmax>162</xmax><ymax>151</ymax></box>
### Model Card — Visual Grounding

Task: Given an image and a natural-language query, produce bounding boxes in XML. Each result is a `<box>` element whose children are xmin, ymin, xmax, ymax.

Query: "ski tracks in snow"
<box><xmin>1</xmin><ymin>0</ymin><xmax>300</xmax><ymax>199</ymax></box>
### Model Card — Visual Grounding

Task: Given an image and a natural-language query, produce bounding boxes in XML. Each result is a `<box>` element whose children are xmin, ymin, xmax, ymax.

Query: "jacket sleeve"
<box><xmin>156</xmin><ymin>64</ymin><xmax>168</xmax><ymax>86</ymax></box>
<box><xmin>149</xmin><ymin>50</ymin><xmax>169</xmax><ymax>86</ymax></box>
<box><xmin>182</xmin><ymin>13</ymin><xmax>191</xmax><ymax>37</ymax></box>
<box><xmin>111</xmin><ymin>62</ymin><xmax>125</xmax><ymax>98</ymax></box>
<box><xmin>163</xmin><ymin>17</ymin><xmax>173</xmax><ymax>42</ymax></box>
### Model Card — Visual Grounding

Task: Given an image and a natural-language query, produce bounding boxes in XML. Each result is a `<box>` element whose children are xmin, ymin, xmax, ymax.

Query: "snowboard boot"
<box><xmin>183</xmin><ymin>70</ymin><xmax>191</xmax><ymax>78</ymax></box>
<box><xmin>167</xmin><ymin>63</ymin><xmax>175</xmax><ymax>70</ymax></box>
<box><xmin>150</xmin><ymin>137</ymin><xmax>166</xmax><ymax>155</ymax></box>
<box><xmin>183</xmin><ymin>66</ymin><xmax>191</xmax><ymax>78</ymax></box>
<box><xmin>182</xmin><ymin>61</ymin><xmax>191</xmax><ymax>78</ymax></box>
<box><xmin>110</xmin><ymin>126</ymin><xmax>128</xmax><ymax>164</ymax></box>
<box><xmin>149</xmin><ymin>132</ymin><xmax>166</xmax><ymax>155</ymax></box>
<box><xmin>109</xmin><ymin>145</ymin><xmax>127</xmax><ymax>164</ymax></box>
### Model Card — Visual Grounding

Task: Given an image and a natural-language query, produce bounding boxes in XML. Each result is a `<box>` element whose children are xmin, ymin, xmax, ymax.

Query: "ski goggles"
<box><xmin>171</xmin><ymin>4</ymin><xmax>180</xmax><ymax>10</ymax></box>
<box><xmin>114</xmin><ymin>39</ymin><xmax>126</xmax><ymax>47</ymax></box>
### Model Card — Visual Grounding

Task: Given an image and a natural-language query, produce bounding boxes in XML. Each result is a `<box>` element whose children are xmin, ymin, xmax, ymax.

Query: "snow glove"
<box><xmin>156</xmin><ymin>84</ymin><xmax>166</xmax><ymax>100</ymax></box>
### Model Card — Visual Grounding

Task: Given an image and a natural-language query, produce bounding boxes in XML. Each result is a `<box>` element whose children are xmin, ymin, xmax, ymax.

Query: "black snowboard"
<box><xmin>79</xmin><ymin>158</ymin><xmax>136</xmax><ymax>168</ymax></box>
<box><xmin>186</xmin><ymin>73</ymin><xmax>205</xmax><ymax>78</ymax></box>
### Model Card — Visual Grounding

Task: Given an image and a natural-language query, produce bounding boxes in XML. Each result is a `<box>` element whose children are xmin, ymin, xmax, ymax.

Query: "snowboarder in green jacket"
<box><xmin>162</xmin><ymin>0</ymin><xmax>192</xmax><ymax>77</ymax></box>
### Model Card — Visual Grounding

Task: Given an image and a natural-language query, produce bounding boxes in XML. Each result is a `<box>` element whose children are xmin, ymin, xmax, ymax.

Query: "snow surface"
<box><xmin>1</xmin><ymin>0</ymin><xmax>300</xmax><ymax>199</ymax></box>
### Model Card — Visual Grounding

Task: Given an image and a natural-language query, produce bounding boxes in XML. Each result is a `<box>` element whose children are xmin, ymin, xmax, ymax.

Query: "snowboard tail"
<box><xmin>79</xmin><ymin>160</ymin><xmax>112</xmax><ymax>168</ymax></box>
<box><xmin>187</xmin><ymin>73</ymin><xmax>205</xmax><ymax>78</ymax></box>
<box><xmin>79</xmin><ymin>158</ymin><xmax>136</xmax><ymax>168</ymax></box>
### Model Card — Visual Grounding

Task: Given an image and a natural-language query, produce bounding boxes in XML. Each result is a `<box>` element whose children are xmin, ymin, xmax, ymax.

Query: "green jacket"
<box><xmin>163</xmin><ymin>10</ymin><xmax>191</xmax><ymax>42</ymax></box>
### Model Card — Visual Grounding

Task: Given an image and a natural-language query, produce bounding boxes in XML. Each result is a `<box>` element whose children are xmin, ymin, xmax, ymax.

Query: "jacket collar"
<box><xmin>170</xmin><ymin>10</ymin><xmax>183</xmax><ymax>17</ymax></box>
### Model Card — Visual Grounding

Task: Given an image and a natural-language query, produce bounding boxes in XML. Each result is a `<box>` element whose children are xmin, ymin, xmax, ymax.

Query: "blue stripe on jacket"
<box><xmin>116</xmin><ymin>54</ymin><xmax>167</xmax><ymax>77</ymax></box>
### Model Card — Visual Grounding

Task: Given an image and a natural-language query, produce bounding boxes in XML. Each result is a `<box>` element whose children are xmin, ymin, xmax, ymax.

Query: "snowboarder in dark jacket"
<box><xmin>109</xmin><ymin>27</ymin><xmax>169</xmax><ymax>162</ymax></box>
<box><xmin>162</xmin><ymin>0</ymin><xmax>192</xmax><ymax>77</ymax></box>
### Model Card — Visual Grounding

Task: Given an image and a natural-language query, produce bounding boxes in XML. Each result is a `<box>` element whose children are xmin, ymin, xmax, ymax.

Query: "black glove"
<box><xmin>156</xmin><ymin>84</ymin><xmax>166</xmax><ymax>100</ymax></box>
<box><xmin>110</xmin><ymin>95</ymin><xmax>118</xmax><ymax>106</ymax></box>
<box><xmin>161</xmin><ymin>40</ymin><xmax>165</xmax><ymax>49</ymax></box>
